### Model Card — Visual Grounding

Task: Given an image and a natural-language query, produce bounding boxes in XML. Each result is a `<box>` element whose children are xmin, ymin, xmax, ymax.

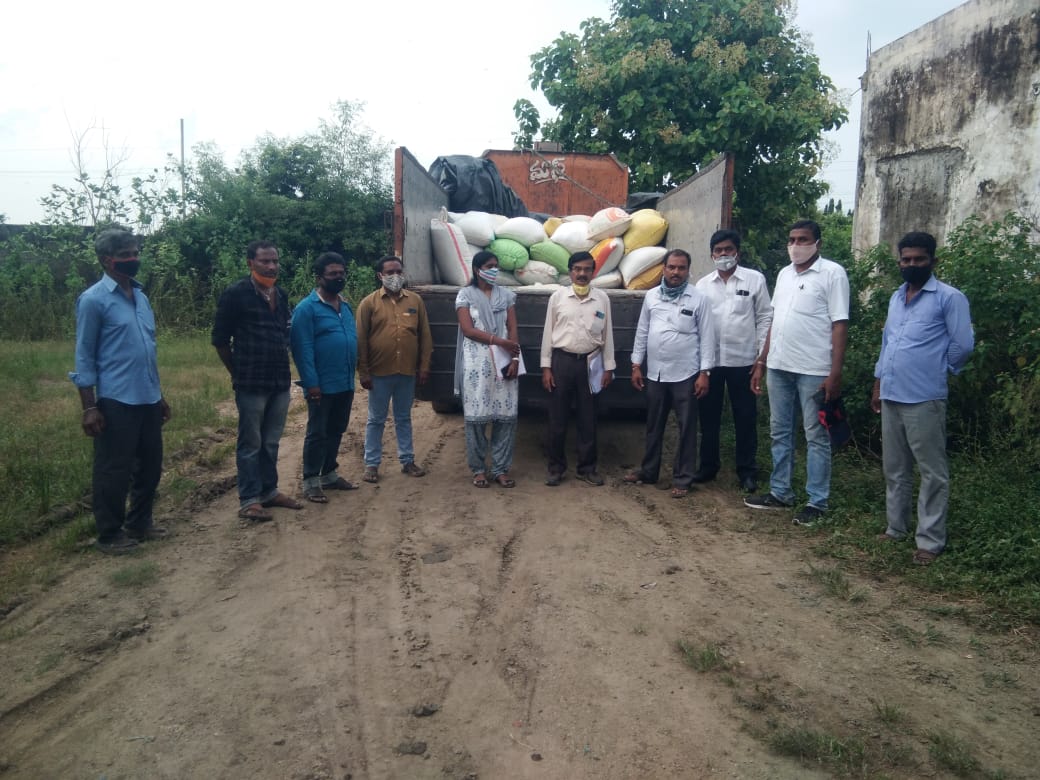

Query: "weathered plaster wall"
<box><xmin>853</xmin><ymin>0</ymin><xmax>1040</xmax><ymax>253</ymax></box>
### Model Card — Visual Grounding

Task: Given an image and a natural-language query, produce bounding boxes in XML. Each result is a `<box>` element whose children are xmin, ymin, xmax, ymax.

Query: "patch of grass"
<box><xmin>870</xmin><ymin>698</ymin><xmax>907</xmax><ymax>726</ymax></box>
<box><xmin>768</xmin><ymin>726</ymin><xmax>866</xmax><ymax>775</ymax></box>
<box><xmin>922</xmin><ymin>624</ymin><xmax>950</xmax><ymax>646</ymax></box>
<box><xmin>805</xmin><ymin>563</ymin><xmax>869</xmax><ymax>603</ymax></box>
<box><xmin>888</xmin><ymin>622</ymin><xmax>921</xmax><ymax>647</ymax></box>
<box><xmin>0</xmin><ymin>334</ymin><xmax>234</xmax><ymax>549</ymax></box>
<box><xmin>36</xmin><ymin>650</ymin><xmax>64</xmax><ymax>675</ymax></box>
<box><xmin>109</xmin><ymin>561</ymin><xmax>159</xmax><ymax>589</ymax></box>
<box><xmin>677</xmin><ymin>640</ymin><xmax>730</xmax><ymax>672</ymax></box>
<box><xmin>981</xmin><ymin>669</ymin><xmax>1020</xmax><ymax>690</ymax></box>
<box><xmin>928</xmin><ymin>730</ymin><xmax>980</xmax><ymax>777</ymax></box>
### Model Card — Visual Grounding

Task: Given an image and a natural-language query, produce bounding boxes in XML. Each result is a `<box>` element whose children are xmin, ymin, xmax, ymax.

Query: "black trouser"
<box><xmin>93</xmin><ymin>399</ymin><xmax>164</xmax><ymax>542</ymax></box>
<box><xmin>302</xmin><ymin>391</ymin><xmax>354</xmax><ymax>484</ymax></box>
<box><xmin>547</xmin><ymin>349</ymin><xmax>597</xmax><ymax>476</ymax></box>
<box><xmin>639</xmin><ymin>376</ymin><xmax>697</xmax><ymax>487</ymax></box>
<box><xmin>697</xmin><ymin>365</ymin><xmax>758</xmax><ymax>480</ymax></box>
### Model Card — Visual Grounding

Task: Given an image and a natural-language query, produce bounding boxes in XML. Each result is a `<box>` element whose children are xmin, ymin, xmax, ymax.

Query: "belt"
<box><xmin>553</xmin><ymin>348</ymin><xmax>590</xmax><ymax>359</ymax></box>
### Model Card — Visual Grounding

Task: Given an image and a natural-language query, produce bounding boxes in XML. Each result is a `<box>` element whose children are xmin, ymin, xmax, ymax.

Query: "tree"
<box><xmin>522</xmin><ymin>0</ymin><xmax>846</xmax><ymax>254</ymax></box>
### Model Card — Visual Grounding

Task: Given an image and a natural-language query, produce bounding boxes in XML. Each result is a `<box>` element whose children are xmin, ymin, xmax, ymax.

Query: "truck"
<box><xmin>391</xmin><ymin>146</ymin><xmax>734</xmax><ymax>412</ymax></box>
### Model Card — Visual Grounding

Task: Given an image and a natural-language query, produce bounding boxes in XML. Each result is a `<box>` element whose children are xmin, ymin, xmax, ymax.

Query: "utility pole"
<box><xmin>180</xmin><ymin>118</ymin><xmax>186</xmax><ymax>217</ymax></box>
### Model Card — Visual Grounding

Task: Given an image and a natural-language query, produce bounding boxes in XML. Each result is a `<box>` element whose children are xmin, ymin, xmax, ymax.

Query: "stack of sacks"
<box><xmin>434</xmin><ymin>205</ymin><xmax>670</xmax><ymax>289</ymax></box>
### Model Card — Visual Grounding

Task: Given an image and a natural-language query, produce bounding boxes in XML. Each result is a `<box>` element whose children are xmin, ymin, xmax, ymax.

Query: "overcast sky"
<box><xmin>0</xmin><ymin>0</ymin><xmax>966</xmax><ymax>224</ymax></box>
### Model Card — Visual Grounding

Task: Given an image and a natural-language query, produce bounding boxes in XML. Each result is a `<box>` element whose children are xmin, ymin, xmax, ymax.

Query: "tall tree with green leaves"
<box><xmin>521</xmin><ymin>0</ymin><xmax>846</xmax><ymax>254</ymax></box>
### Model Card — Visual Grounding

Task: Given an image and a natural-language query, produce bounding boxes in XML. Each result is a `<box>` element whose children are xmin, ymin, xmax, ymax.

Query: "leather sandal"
<box><xmin>472</xmin><ymin>473</ymin><xmax>489</xmax><ymax>488</ymax></box>
<box><xmin>304</xmin><ymin>485</ymin><xmax>328</xmax><ymax>503</ymax></box>
<box><xmin>494</xmin><ymin>474</ymin><xmax>516</xmax><ymax>488</ymax></box>
<box><xmin>238</xmin><ymin>504</ymin><xmax>273</xmax><ymax>522</ymax></box>
<box><xmin>261</xmin><ymin>493</ymin><xmax>303</xmax><ymax>510</ymax></box>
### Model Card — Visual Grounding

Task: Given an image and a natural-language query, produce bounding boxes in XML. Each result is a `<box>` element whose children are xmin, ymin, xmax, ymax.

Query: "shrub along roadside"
<box><xmin>0</xmin><ymin>333</ymin><xmax>234</xmax><ymax>548</ymax></box>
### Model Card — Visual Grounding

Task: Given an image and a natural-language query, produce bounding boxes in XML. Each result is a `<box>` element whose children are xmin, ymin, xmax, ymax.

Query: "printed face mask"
<box><xmin>787</xmin><ymin>242</ymin><xmax>818</xmax><ymax>265</ymax></box>
<box><xmin>713</xmin><ymin>255</ymin><xmax>737</xmax><ymax>272</ymax></box>
<box><xmin>381</xmin><ymin>273</ymin><xmax>405</xmax><ymax>293</ymax></box>
<box><xmin>478</xmin><ymin>267</ymin><xmax>499</xmax><ymax>285</ymax></box>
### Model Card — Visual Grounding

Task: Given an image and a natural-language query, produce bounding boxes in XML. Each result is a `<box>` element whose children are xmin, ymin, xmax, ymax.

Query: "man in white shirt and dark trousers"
<box><xmin>746</xmin><ymin>219</ymin><xmax>849</xmax><ymax>525</ymax></box>
<box><xmin>624</xmin><ymin>249</ymin><xmax>716</xmax><ymax>499</ymax></box>
<box><xmin>694</xmin><ymin>229</ymin><xmax>772</xmax><ymax>493</ymax></box>
<box><xmin>540</xmin><ymin>251</ymin><xmax>616</xmax><ymax>486</ymax></box>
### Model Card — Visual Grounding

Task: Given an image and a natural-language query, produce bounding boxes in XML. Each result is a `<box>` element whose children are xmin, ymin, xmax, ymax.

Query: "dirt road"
<box><xmin>1</xmin><ymin>394</ymin><xmax>1037</xmax><ymax>779</ymax></box>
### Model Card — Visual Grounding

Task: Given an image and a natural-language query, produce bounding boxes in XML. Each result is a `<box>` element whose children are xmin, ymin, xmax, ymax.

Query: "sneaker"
<box><xmin>576</xmin><ymin>471</ymin><xmax>605</xmax><ymax>486</ymax></box>
<box><xmin>793</xmin><ymin>505</ymin><xmax>825</xmax><ymax>526</ymax></box>
<box><xmin>401</xmin><ymin>462</ymin><xmax>426</xmax><ymax>477</ymax></box>
<box><xmin>125</xmin><ymin>525</ymin><xmax>168</xmax><ymax>541</ymax></box>
<box><xmin>95</xmin><ymin>532</ymin><xmax>139</xmax><ymax>555</ymax></box>
<box><xmin>743</xmin><ymin>493</ymin><xmax>793</xmax><ymax>510</ymax></box>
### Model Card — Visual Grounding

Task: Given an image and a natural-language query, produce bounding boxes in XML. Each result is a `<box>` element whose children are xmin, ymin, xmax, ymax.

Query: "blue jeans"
<box><xmin>364</xmin><ymin>374</ymin><xmax>416</xmax><ymax>467</ymax></box>
<box><xmin>235</xmin><ymin>389</ymin><xmax>290</xmax><ymax>508</ymax></box>
<box><xmin>766</xmin><ymin>369</ymin><xmax>831</xmax><ymax>509</ymax></box>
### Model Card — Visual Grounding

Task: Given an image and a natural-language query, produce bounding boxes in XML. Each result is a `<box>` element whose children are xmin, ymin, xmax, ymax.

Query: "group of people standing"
<box><xmin>72</xmin><ymin>217</ymin><xmax>973</xmax><ymax>567</ymax></box>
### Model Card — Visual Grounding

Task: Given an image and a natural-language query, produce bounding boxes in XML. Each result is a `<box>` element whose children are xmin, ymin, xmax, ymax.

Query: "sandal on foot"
<box><xmin>622</xmin><ymin>472</ymin><xmax>645</xmax><ymax>484</ymax></box>
<box><xmin>494</xmin><ymin>474</ymin><xmax>516</xmax><ymax>488</ymax></box>
<box><xmin>261</xmin><ymin>493</ymin><xmax>303</xmax><ymax>510</ymax></box>
<box><xmin>304</xmin><ymin>486</ymin><xmax>328</xmax><ymax>503</ymax></box>
<box><xmin>363</xmin><ymin>466</ymin><xmax>379</xmax><ymax>483</ymax></box>
<box><xmin>238</xmin><ymin>504</ymin><xmax>273</xmax><ymax>522</ymax></box>
<box><xmin>472</xmin><ymin>473</ymin><xmax>490</xmax><ymax>488</ymax></box>
<box><xmin>324</xmin><ymin>477</ymin><xmax>359</xmax><ymax>491</ymax></box>
<box><xmin>671</xmin><ymin>486</ymin><xmax>690</xmax><ymax>499</ymax></box>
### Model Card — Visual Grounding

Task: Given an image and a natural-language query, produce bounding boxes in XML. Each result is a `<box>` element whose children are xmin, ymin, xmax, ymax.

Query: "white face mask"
<box><xmin>788</xmin><ymin>242</ymin><xmax>818</xmax><ymax>265</ymax></box>
<box><xmin>713</xmin><ymin>255</ymin><xmax>737</xmax><ymax>272</ymax></box>
<box><xmin>381</xmin><ymin>273</ymin><xmax>405</xmax><ymax>293</ymax></box>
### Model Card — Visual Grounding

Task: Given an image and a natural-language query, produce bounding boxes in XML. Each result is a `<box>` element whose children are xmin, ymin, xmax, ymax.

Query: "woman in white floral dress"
<box><xmin>454</xmin><ymin>251</ymin><xmax>521</xmax><ymax>487</ymax></box>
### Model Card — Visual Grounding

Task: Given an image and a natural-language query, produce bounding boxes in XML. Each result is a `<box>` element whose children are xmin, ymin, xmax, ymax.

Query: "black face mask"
<box><xmin>322</xmin><ymin>278</ymin><xmax>346</xmax><ymax>295</ymax></box>
<box><xmin>901</xmin><ymin>265</ymin><xmax>932</xmax><ymax>287</ymax></box>
<box><xmin>113</xmin><ymin>259</ymin><xmax>141</xmax><ymax>277</ymax></box>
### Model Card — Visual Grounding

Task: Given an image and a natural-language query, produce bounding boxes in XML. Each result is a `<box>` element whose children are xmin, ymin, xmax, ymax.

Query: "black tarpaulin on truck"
<box><xmin>428</xmin><ymin>156</ymin><xmax>529</xmax><ymax>217</ymax></box>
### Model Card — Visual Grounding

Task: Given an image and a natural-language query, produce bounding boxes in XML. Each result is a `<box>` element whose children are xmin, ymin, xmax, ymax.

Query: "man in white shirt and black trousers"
<box><xmin>694</xmin><ymin>229</ymin><xmax>772</xmax><ymax>493</ymax></box>
<box><xmin>624</xmin><ymin>249</ymin><xmax>716</xmax><ymax>499</ymax></box>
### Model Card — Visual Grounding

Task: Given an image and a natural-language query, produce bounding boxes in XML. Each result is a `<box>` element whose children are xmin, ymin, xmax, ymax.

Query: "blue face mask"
<box><xmin>478</xmin><ymin>267</ymin><xmax>499</xmax><ymax>285</ymax></box>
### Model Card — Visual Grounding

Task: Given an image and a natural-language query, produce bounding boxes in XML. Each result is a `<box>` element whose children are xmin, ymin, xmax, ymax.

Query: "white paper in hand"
<box><xmin>491</xmin><ymin>345</ymin><xmax>526</xmax><ymax>378</ymax></box>
<box><xmin>587</xmin><ymin>352</ymin><xmax>605</xmax><ymax>394</ymax></box>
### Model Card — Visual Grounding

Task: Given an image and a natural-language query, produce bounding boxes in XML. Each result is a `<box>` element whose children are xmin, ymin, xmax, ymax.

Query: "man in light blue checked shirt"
<box><xmin>871</xmin><ymin>231</ymin><xmax>974</xmax><ymax>566</ymax></box>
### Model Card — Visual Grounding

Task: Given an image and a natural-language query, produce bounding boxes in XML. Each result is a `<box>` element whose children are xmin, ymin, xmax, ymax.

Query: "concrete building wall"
<box><xmin>853</xmin><ymin>0</ymin><xmax>1040</xmax><ymax>253</ymax></box>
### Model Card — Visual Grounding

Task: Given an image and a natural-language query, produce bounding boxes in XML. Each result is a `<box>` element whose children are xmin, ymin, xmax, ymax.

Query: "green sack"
<box><xmin>529</xmin><ymin>240</ymin><xmax>571</xmax><ymax>273</ymax></box>
<box><xmin>487</xmin><ymin>238</ymin><xmax>529</xmax><ymax>271</ymax></box>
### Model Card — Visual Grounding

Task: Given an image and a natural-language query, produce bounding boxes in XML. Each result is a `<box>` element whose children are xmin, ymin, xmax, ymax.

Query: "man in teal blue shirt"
<box><xmin>70</xmin><ymin>228</ymin><xmax>171</xmax><ymax>553</ymax></box>
<box><xmin>291</xmin><ymin>253</ymin><xmax>359</xmax><ymax>503</ymax></box>
<box><xmin>871</xmin><ymin>232</ymin><xmax>974</xmax><ymax>566</ymax></box>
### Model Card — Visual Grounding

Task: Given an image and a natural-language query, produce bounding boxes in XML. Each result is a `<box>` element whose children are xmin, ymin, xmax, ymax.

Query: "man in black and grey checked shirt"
<box><xmin>212</xmin><ymin>240</ymin><xmax>303</xmax><ymax>522</ymax></box>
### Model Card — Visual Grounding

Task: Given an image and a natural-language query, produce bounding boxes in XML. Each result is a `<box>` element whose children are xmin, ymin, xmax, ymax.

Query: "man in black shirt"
<box><xmin>212</xmin><ymin>241</ymin><xmax>302</xmax><ymax>521</ymax></box>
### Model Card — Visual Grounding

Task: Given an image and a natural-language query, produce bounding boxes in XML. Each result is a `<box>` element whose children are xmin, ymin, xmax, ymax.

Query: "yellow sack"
<box><xmin>625</xmin><ymin>262</ymin><xmax>664</xmax><ymax>290</ymax></box>
<box><xmin>543</xmin><ymin>216</ymin><xmax>563</xmax><ymax>237</ymax></box>
<box><xmin>622</xmin><ymin>209</ymin><xmax>668</xmax><ymax>254</ymax></box>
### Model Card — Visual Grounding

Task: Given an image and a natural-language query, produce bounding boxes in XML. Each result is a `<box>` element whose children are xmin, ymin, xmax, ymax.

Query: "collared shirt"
<box><xmin>356</xmin><ymin>287</ymin><xmax>432</xmax><ymax>379</ymax></box>
<box><xmin>631</xmin><ymin>284</ymin><xmax>715</xmax><ymax>382</ymax></box>
<box><xmin>539</xmin><ymin>287</ymin><xmax>616</xmax><ymax>370</ymax></box>
<box><xmin>695</xmin><ymin>266</ymin><xmax>772</xmax><ymax>367</ymax></box>
<box><xmin>211</xmin><ymin>277</ymin><xmax>291</xmax><ymax>392</ymax></box>
<box><xmin>874</xmin><ymin>277</ymin><xmax>973</xmax><ymax>403</ymax></box>
<box><xmin>767</xmin><ymin>257</ymin><xmax>850</xmax><ymax>376</ymax></box>
<box><xmin>290</xmin><ymin>290</ymin><xmax>358</xmax><ymax>394</ymax></box>
<box><xmin>69</xmin><ymin>273</ymin><xmax>162</xmax><ymax>405</ymax></box>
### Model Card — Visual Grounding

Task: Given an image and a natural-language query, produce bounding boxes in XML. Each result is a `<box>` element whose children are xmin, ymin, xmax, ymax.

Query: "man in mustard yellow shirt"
<box><xmin>356</xmin><ymin>256</ymin><xmax>433</xmax><ymax>483</ymax></box>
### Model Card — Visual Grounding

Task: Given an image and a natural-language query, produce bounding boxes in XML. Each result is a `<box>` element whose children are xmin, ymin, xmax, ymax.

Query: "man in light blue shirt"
<box><xmin>871</xmin><ymin>231</ymin><xmax>974</xmax><ymax>566</ymax></box>
<box><xmin>624</xmin><ymin>249</ymin><xmax>715</xmax><ymax>498</ymax></box>
<box><xmin>70</xmin><ymin>228</ymin><xmax>171</xmax><ymax>554</ymax></box>
<box><xmin>291</xmin><ymin>253</ymin><xmax>359</xmax><ymax>503</ymax></box>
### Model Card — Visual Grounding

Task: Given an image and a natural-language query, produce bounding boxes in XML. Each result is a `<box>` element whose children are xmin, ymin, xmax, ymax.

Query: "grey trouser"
<box><xmin>881</xmin><ymin>399</ymin><xmax>949</xmax><ymax>554</ymax></box>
